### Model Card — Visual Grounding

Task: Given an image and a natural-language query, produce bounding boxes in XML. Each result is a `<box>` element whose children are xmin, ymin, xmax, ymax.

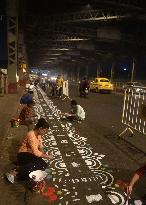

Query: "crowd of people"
<box><xmin>5</xmin><ymin>78</ymin><xmax>85</xmax><ymax>193</ymax></box>
<box><xmin>6</xmin><ymin>81</ymin><xmax>54</xmax><ymax>190</ymax></box>
<box><xmin>40</xmin><ymin>75</ymin><xmax>64</xmax><ymax>98</ymax></box>
<box><xmin>40</xmin><ymin>75</ymin><xmax>90</xmax><ymax>99</ymax></box>
<box><xmin>5</xmin><ymin>77</ymin><xmax>146</xmax><ymax>203</ymax></box>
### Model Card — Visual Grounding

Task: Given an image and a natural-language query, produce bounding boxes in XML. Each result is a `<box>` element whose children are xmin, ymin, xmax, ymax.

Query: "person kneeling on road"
<box><xmin>127</xmin><ymin>165</ymin><xmax>146</xmax><ymax>195</ymax></box>
<box><xmin>126</xmin><ymin>165</ymin><xmax>146</xmax><ymax>204</ymax></box>
<box><xmin>6</xmin><ymin>118</ymin><xmax>53</xmax><ymax>184</ymax></box>
<box><xmin>19</xmin><ymin>100</ymin><xmax>37</xmax><ymax>131</ymax></box>
<box><xmin>61</xmin><ymin>99</ymin><xmax>85</xmax><ymax>121</ymax></box>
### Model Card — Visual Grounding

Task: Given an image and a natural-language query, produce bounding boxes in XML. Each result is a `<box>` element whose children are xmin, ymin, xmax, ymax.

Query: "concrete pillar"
<box><xmin>86</xmin><ymin>65</ymin><xmax>88</xmax><ymax>77</ymax></box>
<box><xmin>4</xmin><ymin>75</ymin><xmax>8</xmax><ymax>94</ymax></box>
<box><xmin>18</xmin><ymin>33</ymin><xmax>28</xmax><ymax>84</ymax></box>
<box><xmin>0</xmin><ymin>74</ymin><xmax>4</xmax><ymax>95</ymax></box>
<box><xmin>77</xmin><ymin>66</ymin><xmax>80</xmax><ymax>81</ymax></box>
<box><xmin>70</xmin><ymin>71</ymin><xmax>73</xmax><ymax>81</ymax></box>
<box><xmin>96</xmin><ymin>63</ymin><xmax>101</xmax><ymax>77</ymax></box>
<box><xmin>18</xmin><ymin>33</ymin><xmax>24</xmax><ymax>82</ymax></box>
<box><xmin>110</xmin><ymin>61</ymin><xmax>116</xmax><ymax>82</ymax></box>
<box><xmin>6</xmin><ymin>0</ymin><xmax>18</xmax><ymax>93</ymax></box>
<box><xmin>131</xmin><ymin>58</ymin><xmax>136</xmax><ymax>82</ymax></box>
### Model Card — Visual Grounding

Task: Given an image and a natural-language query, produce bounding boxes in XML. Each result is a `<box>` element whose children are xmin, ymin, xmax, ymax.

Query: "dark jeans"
<box><xmin>66</xmin><ymin>115</ymin><xmax>81</xmax><ymax>121</ymax></box>
<box><xmin>56</xmin><ymin>87</ymin><xmax>62</xmax><ymax>97</ymax></box>
<box><xmin>17</xmin><ymin>152</ymin><xmax>47</xmax><ymax>181</ymax></box>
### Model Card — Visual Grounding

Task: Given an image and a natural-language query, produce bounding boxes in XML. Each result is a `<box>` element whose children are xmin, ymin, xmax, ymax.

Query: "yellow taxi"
<box><xmin>90</xmin><ymin>77</ymin><xmax>113</xmax><ymax>93</ymax></box>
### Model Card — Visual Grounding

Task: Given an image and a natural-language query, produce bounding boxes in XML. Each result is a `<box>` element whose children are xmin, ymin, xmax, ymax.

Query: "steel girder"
<box><xmin>28</xmin><ymin>9</ymin><xmax>130</xmax><ymax>26</ymax></box>
<box><xmin>7</xmin><ymin>0</ymin><xmax>18</xmax><ymax>84</ymax></box>
<box><xmin>93</xmin><ymin>0</ymin><xmax>145</xmax><ymax>10</ymax></box>
<box><xmin>7</xmin><ymin>16</ymin><xmax>18</xmax><ymax>65</ymax></box>
<box><xmin>24</xmin><ymin>6</ymin><xmax>146</xmax><ymax>66</ymax></box>
<box><xmin>27</xmin><ymin>41</ymin><xmax>78</xmax><ymax>50</ymax></box>
<box><xmin>29</xmin><ymin>34</ymin><xmax>89</xmax><ymax>42</ymax></box>
<box><xmin>18</xmin><ymin>33</ymin><xmax>28</xmax><ymax>65</ymax></box>
<box><xmin>27</xmin><ymin>40</ymin><xmax>139</xmax><ymax>63</ymax></box>
<box><xmin>27</xmin><ymin>25</ymin><xmax>97</xmax><ymax>38</ymax></box>
<box><xmin>24</xmin><ymin>8</ymin><xmax>145</xmax><ymax>55</ymax></box>
<box><xmin>26</xmin><ymin>31</ymin><xmax>145</xmax><ymax>50</ymax></box>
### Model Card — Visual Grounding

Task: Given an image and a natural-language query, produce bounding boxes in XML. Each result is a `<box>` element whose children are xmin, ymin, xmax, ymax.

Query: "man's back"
<box><xmin>76</xmin><ymin>104</ymin><xmax>85</xmax><ymax>120</ymax></box>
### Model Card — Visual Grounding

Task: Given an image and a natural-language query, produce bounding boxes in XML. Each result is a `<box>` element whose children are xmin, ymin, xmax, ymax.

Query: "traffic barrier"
<box><xmin>113</xmin><ymin>82</ymin><xmax>124</xmax><ymax>93</ymax></box>
<box><xmin>62</xmin><ymin>80</ymin><xmax>70</xmax><ymax>100</ymax></box>
<box><xmin>0</xmin><ymin>74</ymin><xmax>4</xmax><ymax>96</ymax></box>
<box><xmin>119</xmin><ymin>86</ymin><xmax>146</xmax><ymax>137</ymax></box>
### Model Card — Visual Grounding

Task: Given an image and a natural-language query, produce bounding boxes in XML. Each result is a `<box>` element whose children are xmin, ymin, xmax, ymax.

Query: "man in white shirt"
<box><xmin>61</xmin><ymin>100</ymin><xmax>85</xmax><ymax>121</ymax></box>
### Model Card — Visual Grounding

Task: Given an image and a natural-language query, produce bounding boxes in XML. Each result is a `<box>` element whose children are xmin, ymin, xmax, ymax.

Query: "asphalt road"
<box><xmin>69</xmin><ymin>84</ymin><xmax>124</xmax><ymax>137</ymax></box>
<box><xmin>50</xmin><ymin>85</ymin><xmax>146</xmax><ymax>199</ymax></box>
<box><xmin>1</xmin><ymin>86</ymin><xmax>146</xmax><ymax>205</ymax></box>
<box><xmin>28</xmin><ymin>86</ymin><xmax>146</xmax><ymax>205</ymax></box>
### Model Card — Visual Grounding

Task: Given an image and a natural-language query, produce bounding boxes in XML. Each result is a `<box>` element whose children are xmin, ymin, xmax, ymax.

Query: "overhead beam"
<box><xmin>31</xmin><ymin>35</ymin><xmax>89</xmax><ymax>42</ymax></box>
<box><xmin>26</xmin><ymin>9</ymin><xmax>130</xmax><ymax>26</ymax></box>
<box><xmin>25</xmin><ymin>25</ymin><xmax>97</xmax><ymax>38</ymax></box>
<box><xmin>93</xmin><ymin>0</ymin><xmax>145</xmax><ymax>11</ymax></box>
<box><xmin>25</xmin><ymin>32</ymin><xmax>145</xmax><ymax>49</ymax></box>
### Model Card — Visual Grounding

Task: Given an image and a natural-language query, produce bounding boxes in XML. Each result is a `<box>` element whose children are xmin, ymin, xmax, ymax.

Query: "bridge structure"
<box><xmin>1</xmin><ymin>0</ymin><xmax>146</xmax><ymax>92</ymax></box>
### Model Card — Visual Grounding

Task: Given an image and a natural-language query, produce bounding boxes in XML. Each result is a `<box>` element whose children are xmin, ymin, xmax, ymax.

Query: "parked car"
<box><xmin>90</xmin><ymin>77</ymin><xmax>113</xmax><ymax>93</ymax></box>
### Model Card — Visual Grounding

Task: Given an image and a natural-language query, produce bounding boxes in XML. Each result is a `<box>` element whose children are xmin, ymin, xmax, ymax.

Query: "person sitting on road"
<box><xmin>61</xmin><ymin>99</ymin><xmax>85</xmax><ymax>121</ymax></box>
<box><xmin>127</xmin><ymin>165</ymin><xmax>146</xmax><ymax>195</ymax></box>
<box><xmin>19</xmin><ymin>101</ymin><xmax>36</xmax><ymax>130</ymax></box>
<box><xmin>5</xmin><ymin>118</ymin><xmax>53</xmax><ymax>184</ymax></box>
<box><xmin>126</xmin><ymin>165</ymin><xmax>146</xmax><ymax>204</ymax></box>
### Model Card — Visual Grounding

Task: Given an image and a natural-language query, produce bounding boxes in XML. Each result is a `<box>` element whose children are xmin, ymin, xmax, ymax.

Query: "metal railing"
<box><xmin>119</xmin><ymin>86</ymin><xmax>146</xmax><ymax>137</ymax></box>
